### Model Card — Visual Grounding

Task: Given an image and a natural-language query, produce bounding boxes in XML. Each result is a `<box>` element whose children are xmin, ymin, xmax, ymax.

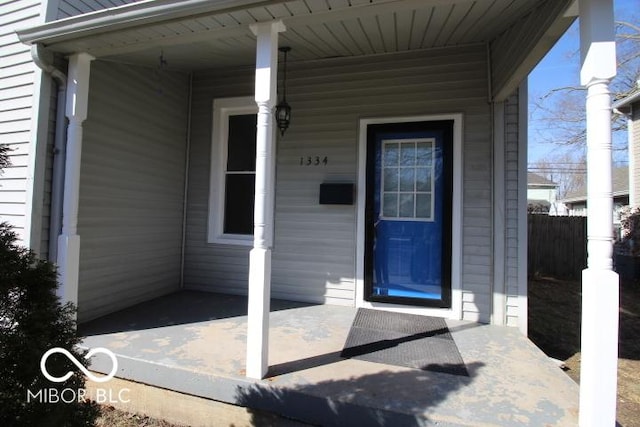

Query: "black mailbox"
<box><xmin>319</xmin><ymin>183</ymin><xmax>354</xmax><ymax>205</ymax></box>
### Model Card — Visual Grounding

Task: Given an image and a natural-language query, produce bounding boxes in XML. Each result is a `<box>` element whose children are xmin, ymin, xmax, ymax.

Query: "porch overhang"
<box><xmin>17</xmin><ymin>0</ymin><xmax>576</xmax><ymax>101</ymax></box>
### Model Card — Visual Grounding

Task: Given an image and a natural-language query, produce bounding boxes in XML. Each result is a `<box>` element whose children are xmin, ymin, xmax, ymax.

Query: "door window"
<box><xmin>381</xmin><ymin>139</ymin><xmax>435</xmax><ymax>221</ymax></box>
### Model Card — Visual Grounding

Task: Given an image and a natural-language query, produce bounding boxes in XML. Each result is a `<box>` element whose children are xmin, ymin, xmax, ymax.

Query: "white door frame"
<box><xmin>355</xmin><ymin>114</ymin><xmax>463</xmax><ymax>319</ymax></box>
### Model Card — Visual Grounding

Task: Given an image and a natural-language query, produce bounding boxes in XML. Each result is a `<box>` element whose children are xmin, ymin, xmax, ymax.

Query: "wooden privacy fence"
<box><xmin>528</xmin><ymin>215</ymin><xmax>587</xmax><ymax>280</ymax></box>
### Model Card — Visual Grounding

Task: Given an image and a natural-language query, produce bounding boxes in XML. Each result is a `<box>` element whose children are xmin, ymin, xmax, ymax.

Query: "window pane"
<box><xmin>383</xmin><ymin>167</ymin><xmax>398</xmax><ymax>191</ymax></box>
<box><xmin>400</xmin><ymin>142</ymin><xmax>415</xmax><ymax>166</ymax></box>
<box><xmin>399</xmin><ymin>168</ymin><xmax>414</xmax><ymax>192</ymax></box>
<box><xmin>227</xmin><ymin>114</ymin><xmax>257</xmax><ymax>172</ymax></box>
<box><xmin>416</xmin><ymin>142</ymin><xmax>432</xmax><ymax>166</ymax></box>
<box><xmin>399</xmin><ymin>194</ymin><xmax>414</xmax><ymax>217</ymax></box>
<box><xmin>383</xmin><ymin>193</ymin><xmax>398</xmax><ymax>217</ymax></box>
<box><xmin>416</xmin><ymin>193</ymin><xmax>432</xmax><ymax>219</ymax></box>
<box><xmin>416</xmin><ymin>167</ymin><xmax>431</xmax><ymax>192</ymax></box>
<box><xmin>384</xmin><ymin>143</ymin><xmax>399</xmax><ymax>166</ymax></box>
<box><xmin>224</xmin><ymin>174</ymin><xmax>255</xmax><ymax>234</ymax></box>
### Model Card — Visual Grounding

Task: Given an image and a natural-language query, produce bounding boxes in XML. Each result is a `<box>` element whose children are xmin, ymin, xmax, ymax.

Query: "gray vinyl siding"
<box><xmin>77</xmin><ymin>60</ymin><xmax>189</xmax><ymax>322</ymax></box>
<box><xmin>504</xmin><ymin>90</ymin><xmax>521</xmax><ymax>327</ymax></box>
<box><xmin>185</xmin><ymin>45</ymin><xmax>494</xmax><ymax>321</ymax></box>
<box><xmin>57</xmin><ymin>0</ymin><xmax>142</xmax><ymax>19</ymax></box>
<box><xmin>184</xmin><ymin>69</ymin><xmax>254</xmax><ymax>297</ymax></box>
<box><xmin>461</xmin><ymin>106</ymin><xmax>492</xmax><ymax>323</ymax></box>
<box><xmin>0</xmin><ymin>0</ymin><xmax>42</xmax><ymax>245</ymax></box>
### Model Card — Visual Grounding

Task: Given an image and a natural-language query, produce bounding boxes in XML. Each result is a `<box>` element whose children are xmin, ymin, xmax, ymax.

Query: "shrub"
<box><xmin>0</xmin><ymin>223</ymin><xmax>99</xmax><ymax>426</ymax></box>
<box><xmin>617</xmin><ymin>206</ymin><xmax>640</xmax><ymax>257</ymax></box>
<box><xmin>0</xmin><ymin>144</ymin><xmax>98</xmax><ymax>426</ymax></box>
<box><xmin>0</xmin><ymin>144</ymin><xmax>9</xmax><ymax>170</ymax></box>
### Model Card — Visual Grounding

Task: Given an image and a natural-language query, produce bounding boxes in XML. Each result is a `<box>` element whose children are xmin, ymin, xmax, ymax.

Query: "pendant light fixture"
<box><xmin>275</xmin><ymin>46</ymin><xmax>292</xmax><ymax>136</ymax></box>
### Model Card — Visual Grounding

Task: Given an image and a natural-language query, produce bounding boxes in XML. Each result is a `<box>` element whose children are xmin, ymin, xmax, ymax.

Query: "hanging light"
<box><xmin>275</xmin><ymin>46</ymin><xmax>292</xmax><ymax>136</ymax></box>
<box><xmin>155</xmin><ymin>50</ymin><xmax>169</xmax><ymax>96</ymax></box>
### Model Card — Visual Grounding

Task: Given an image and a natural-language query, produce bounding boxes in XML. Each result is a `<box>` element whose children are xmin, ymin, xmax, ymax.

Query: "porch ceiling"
<box><xmin>25</xmin><ymin>0</ymin><xmax>544</xmax><ymax>70</ymax></box>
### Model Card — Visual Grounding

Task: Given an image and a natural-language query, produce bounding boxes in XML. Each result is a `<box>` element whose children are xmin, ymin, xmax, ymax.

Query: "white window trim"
<box><xmin>355</xmin><ymin>114</ymin><xmax>463</xmax><ymax>320</ymax></box>
<box><xmin>207</xmin><ymin>96</ymin><xmax>258</xmax><ymax>245</ymax></box>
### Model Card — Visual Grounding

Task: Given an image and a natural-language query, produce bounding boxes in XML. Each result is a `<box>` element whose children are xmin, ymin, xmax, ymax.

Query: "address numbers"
<box><xmin>300</xmin><ymin>156</ymin><xmax>328</xmax><ymax>166</ymax></box>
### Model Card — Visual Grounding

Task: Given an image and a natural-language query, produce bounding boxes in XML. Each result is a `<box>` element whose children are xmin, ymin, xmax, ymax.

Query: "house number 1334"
<box><xmin>300</xmin><ymin>156</ymin><xmax>328</xmax><ymax>166</ymax></box>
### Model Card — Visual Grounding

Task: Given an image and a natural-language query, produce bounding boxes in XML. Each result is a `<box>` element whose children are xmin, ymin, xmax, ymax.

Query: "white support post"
<box><xmin>246</xmin><ymin>21</ymin><xmax>285</xmax><ymax>380</ymax></box>
<box><xmin>57</xmin><ymin>52</ymin><xmax>94</xmax><ymax>307</ymax></box>
<box><xmin>578</xmin><ymin>1</ymin><xmax>619</xmax><ymax>425</ymax></box>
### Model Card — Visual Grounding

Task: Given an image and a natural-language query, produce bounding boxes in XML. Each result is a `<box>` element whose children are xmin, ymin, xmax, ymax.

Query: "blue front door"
<box><xmin>365</xmin><ymin>121</ymin><xmax>452</xmax><ymax>307</ymax></box>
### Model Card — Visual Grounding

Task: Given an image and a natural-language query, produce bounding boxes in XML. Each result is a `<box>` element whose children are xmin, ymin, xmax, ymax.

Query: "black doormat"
<box><xmin>341</xmin><ymin>308</ymin><xmax>468</xmax><ymax>376</ymax></box>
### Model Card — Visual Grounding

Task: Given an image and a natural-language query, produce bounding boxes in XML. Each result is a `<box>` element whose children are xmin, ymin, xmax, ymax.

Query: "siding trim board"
<box><xmin>25</xmin><ymin>62</ymin><xmax>52</xmax><ymax>256</ymax></box>
<box><xmin>504</xmin><ymin>90</ymin><xmax>521</xmax><ymax>328</ymax></box>
<box><xmin>632</xmin><ymin>108</ymin><xmax>638</xmax><ymax>206</ymax></box>
<box><xmin>517</xmin><ymin>79</ymin><xmax>528</xmax><ymax>334</ymax></box>
<box><xmin>355</xmin><ymin>114</ymin><xmax>464</xmax><ymax>320</ymax></box>
<box><xmin>492</xmin><ymin>100</ymin><xmax>506</xmax><ymax>326</ymax></box>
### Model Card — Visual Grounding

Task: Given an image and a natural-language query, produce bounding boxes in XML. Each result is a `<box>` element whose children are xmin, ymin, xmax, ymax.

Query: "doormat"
<box><xmin>340</xmin><ymin>308</ymin><xmax>468</xmax><ymax>376</ymax></box>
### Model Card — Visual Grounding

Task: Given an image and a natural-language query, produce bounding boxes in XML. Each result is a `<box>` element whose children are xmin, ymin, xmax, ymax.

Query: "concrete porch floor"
<box><xmin>79</xmin><ymin>291</ymin><xmax>579</xmax><ymax>426</ymax></box>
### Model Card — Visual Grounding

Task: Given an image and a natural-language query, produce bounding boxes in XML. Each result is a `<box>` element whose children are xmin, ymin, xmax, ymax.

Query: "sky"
<box><xmin>528</xmin><ymin>0</ymin><xmax>639</xmax><ymax>165</ymax></box>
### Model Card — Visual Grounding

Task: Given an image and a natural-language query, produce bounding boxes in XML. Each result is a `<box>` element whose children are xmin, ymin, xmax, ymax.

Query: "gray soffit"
<box><xmin>17</xmin><ymin>0</ymin><xmax>544</xmax><ymax>71</ymax></box>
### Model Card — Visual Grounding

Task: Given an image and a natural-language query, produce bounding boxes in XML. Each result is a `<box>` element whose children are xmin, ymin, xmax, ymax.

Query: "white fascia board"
<box><xmin>16</xmin><ymin>0</ymin><xmax>272</xmax><ymax>46</ymax></box>
<box><xmin>528</xmin><ymin>184</ymin><xmax>557</xmax><ymax>189</ymax></box>
<box><xmin>613</xmin><ymin>90</ymin><xmax>640</xmax><ymax>110</ymax></box>
<box><xmin>561</xmin><ymin>196</ymin><xmax>587</xmax><ymax>204</ymax></box>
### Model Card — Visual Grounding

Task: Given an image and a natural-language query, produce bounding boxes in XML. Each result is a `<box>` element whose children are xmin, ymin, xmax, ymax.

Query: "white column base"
<box><xmin>579</xmin><ymin>268</ymin><xmax>619</xmax><ymax>427</ymax></box>
<box><xmin>57</xmin><ymin>234</ymin><xmax>80</xmax><ymax>307</ymax></box>
<box><xmin>246</xmin><ymin>247</ymin><xmax>272</xmax><ymax>379</ymax></box>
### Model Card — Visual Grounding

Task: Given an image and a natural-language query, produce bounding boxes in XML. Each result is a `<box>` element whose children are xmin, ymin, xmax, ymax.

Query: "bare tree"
<box><xmin>615</xmin><ymin>20</ymin><xmax>640</xmax><ymax>99</ymax></box>
<box><xmin>531</xmin><ymin>17</ymin><xmax>639</xmax><ymax>152</ymax></box>
<box><xmin>530</xmin><ymin>152</ymin><xmax>586</xmax><ymax>199</ymax></box>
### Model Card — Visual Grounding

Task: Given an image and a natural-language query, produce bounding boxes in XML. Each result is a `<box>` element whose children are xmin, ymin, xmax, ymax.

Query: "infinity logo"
<box><xmin>40</xmin><ymin>347</ymin><xmax>118</xmax><ymax>383</ymax></box>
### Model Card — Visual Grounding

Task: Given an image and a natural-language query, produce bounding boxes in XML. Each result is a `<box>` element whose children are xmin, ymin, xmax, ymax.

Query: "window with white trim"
<box><xmin>207</xmin><ymin>97</ymin><xmax>258</xmax><ymax>245</ymax></box>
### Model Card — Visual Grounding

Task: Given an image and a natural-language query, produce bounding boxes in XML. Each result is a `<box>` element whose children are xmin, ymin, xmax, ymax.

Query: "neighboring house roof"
<box><xmin>562</xmin><ymin>166</ymin><xmax>629</xmax><ymax>203</ymax></box>
<box><xmin>528</xmin><ymin>199</ymin><xmax>551</xmax><ymax>207</ymax></box>
<box><xmin>527</xmin><ymin>172</ymin><xmax>557</xmax><ymax>187</ymax></box>
<box><xmin>613</xmin><ymin>85</ymin><xmax>640</xmax><ymax>112</ymax></box>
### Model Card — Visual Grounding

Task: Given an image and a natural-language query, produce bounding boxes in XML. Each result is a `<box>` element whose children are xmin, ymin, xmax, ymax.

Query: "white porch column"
<box><xmin>578</xmin><ymin>1</ymin><xmax>619</xmax><ymax>426</ymax></box>
<box><xmin>57</xmin><ymin>52</ymin><xmax>94</xmax><ymax>306</ymax></box>
<box><xmin>246</xmin><ymin>21</ymin><xmax>285</xmax><ymax>380</ymax></box>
